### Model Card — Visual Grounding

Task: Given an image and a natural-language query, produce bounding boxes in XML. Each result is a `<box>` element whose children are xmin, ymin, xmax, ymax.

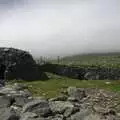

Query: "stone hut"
<box><xmin>0</xmin><ymin>47</ymin><xmax>47</xmax><ymax>80</ymax></box>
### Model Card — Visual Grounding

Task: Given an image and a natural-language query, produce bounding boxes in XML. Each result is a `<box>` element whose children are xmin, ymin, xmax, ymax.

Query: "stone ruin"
<box><xmin>0</xmin><ymin>47</ymin><xmax>47</xmax><ymax>81</ymax></box>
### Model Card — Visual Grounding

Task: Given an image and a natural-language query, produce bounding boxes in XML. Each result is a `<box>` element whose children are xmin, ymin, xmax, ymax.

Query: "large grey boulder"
<box><xmin>67</xmin><ymin>87</ymin><xmax>87</xmax><ymax>102</ymax></box>
<box><xmin>0</xmin><ymin>47</ymin><xmax>48</xmax><ymax>80</ymax></box>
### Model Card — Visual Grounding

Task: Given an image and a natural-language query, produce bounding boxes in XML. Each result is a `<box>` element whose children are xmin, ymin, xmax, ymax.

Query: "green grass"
<box><xmin>8</xmin><ymin>73</ymin><xmax>120</xmax><ymax>98</ymax></box>
<box><xmin>51</xmin><ymin>53</ymin><xmax>120</xmax><ymax>68</ymax></box>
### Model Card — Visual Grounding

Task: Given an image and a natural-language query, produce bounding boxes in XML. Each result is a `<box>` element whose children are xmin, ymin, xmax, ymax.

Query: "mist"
<box><xmin>0</xmin><ymin>0</ymin><xmax>120</xmax><ymax>57</ymax></box>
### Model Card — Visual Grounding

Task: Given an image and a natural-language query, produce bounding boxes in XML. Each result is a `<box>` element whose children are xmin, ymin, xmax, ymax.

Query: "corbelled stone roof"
<box><xmin>0</xmin><ymin>47</ymin><xmax>47</xmax><ymax>80</ymax></box>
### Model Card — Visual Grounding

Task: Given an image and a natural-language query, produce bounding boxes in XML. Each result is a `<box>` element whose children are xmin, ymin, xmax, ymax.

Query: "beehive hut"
<box><xmin>0</xmin><ymin>47</ymin><xmax>47</xmax><ymax>80</ymax></box>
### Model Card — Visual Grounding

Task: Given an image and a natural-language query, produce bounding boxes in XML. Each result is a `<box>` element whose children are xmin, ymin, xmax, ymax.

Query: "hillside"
<box><xmin>52</xmin><ymin>52</ymin><xmax>120</xmax><ymax>68</ymax></box>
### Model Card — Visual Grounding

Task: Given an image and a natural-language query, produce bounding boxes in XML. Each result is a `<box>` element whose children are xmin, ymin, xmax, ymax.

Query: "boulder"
<box><xmin>47</xmin><ymin>114</ymin><xmax>64</xmax><ymax>120</ymax></box>
<box><xmin>0</xmin><ymin>95</ymin><xmax>12</xmax><ymax>107</ymax></box>
<box><xmin>69</xmin><ymin>112</ymin><xmax>101</xmax><ymax>120</ymax></box>
<box><xmin>0</xmin><ymin>47</ymin><xmax>48</xmax><ymax>80</ymax></box>
<box><xmin>67</xmin><ymin>87</ymin><xmax>87</xmax><ymax>102</ymax></box>
<box><xmin>20</xmin><ymin>112</ymin><xmax>38</xmax><ymax>120</ymax></box>
<box><xmin>68</xmin><ymin>109</ymin><xmax>99</xmax><ymax>120</ymax></box>
<box><xmin>22</xmin><ymin>99</ymin><xmax>52</xmax><ymax>117</ymax></box>
<box><xmin>49</xmin><ymin>101</ymin><xmax>74</xmax><ymax>114</ymax></box>
<box><xmin>0</xmin><ymin>107</ymin><xmax>19</xmax><ymax>120</ymax></box>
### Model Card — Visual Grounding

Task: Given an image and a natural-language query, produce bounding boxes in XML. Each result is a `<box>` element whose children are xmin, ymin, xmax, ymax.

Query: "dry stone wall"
<box><xmin>40</xmin><ymin>63</ymin><xmax>120</xmax><ymax>80</ymax></box>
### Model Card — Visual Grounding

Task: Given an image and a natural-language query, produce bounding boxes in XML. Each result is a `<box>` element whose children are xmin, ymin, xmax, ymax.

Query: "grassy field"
<box><xmin>51</xmin><ymin>53</ymin><xmax>120</xmax><ymax>68</ymax></box>
<box><xmin>8</xmin><ymin>73</ymin><xmax>120</xmax><ymax>98</ymax></box>
<box><xmin>17</xmin><ymin>53</ymin><xmax>120</xmax><ymax>98</ymax></box>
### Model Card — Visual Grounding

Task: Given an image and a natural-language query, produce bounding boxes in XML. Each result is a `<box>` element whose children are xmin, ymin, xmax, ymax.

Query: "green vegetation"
<box><xmin>51</xmin><ymin>53</ymin><xmax>120</xmax><ymax>68</ymax></box>
<box><xmin>8</xmin><ymin>53</ymin><xmax>120</xmax><ymax>98</ymax></box>
<box><xmin>8</xmin><ymin>73</ymin><xmax>120</xmax><ymax>98</ymax></box>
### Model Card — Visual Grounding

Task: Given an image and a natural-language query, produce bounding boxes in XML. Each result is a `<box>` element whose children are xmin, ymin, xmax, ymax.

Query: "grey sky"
<box><xmin>0</xmin><ymin>0</ymin><xmax>120</xmax><ymax>57</ymax></box>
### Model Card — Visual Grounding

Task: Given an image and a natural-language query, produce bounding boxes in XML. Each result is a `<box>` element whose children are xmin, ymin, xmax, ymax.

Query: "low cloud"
<box><xmin>0</xmin><ymin>0</ymin><xmax>120</xmax><ymax>57</ymax></box>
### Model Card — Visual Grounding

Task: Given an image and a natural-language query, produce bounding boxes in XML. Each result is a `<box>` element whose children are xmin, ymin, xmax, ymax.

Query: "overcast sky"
<box><xmin>0</xmin><ymin>0</ymin><xmax>120</xmax><ymax>57</ymax></box>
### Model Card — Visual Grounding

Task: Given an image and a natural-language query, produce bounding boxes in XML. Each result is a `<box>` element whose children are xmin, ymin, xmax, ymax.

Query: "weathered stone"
<box><xmin>12</xmin><ymin>83</ymin><xmax>27</xmax><ymax>91</ymax></box>
<box><xmin>40</xmin><ymin>63</ymin><xmax>120</xmax><ymax>80</ymax></box>
<box><xmin>0</xmin><ymin>63</ymin><xmax>6</xmax><ymax>86</ymax></box>
<box><xmin>49</xmin><ymin>95</ymin><xmax>67</xmax><ymax>102</ymax></box>
<box><xmin>67</xmin><ymin>87</ymin><xmax>87</xmax><ymax>102</ymax></box>
<box><xmin>0</xmin><ymin>84</ymin><xmax>120</xmax><ymax>120</ymax></box>
<box><xmin>0</xmin><ymin>108</ymin><xmax>19</xmax><ymax>120</ymax></box>
<box><xmin>84</xmin><ymin>72</ymin><xmax>99</xmax><ymax>80</ymax></box>
<box><xmin>69</xmin><ymin>109</ymin><xmax>92</xmax><ymax>120</ymax></box>
<box><xmin>63</xmin><ymin>107</ymin><xmax>75</xmax><ymax>118</ymax></box>
<box><xmin>49</xmin><ymin>101</ymin><xmax>74</xmax><ymax>114</ymax></box>
<box><xmin>83</xmin><ymin>114</ymin><xmax>101</xmax><ymax>120</ymax></box>
<box><xmin>14</xmin><ymin>95</ymin><xmax>32</xmax><ymax>106</ymax></box>
<box><xmin>0</xmin><ymin>47</ymin><xmax>48</xmax><ymax>80</ymax></box>
<box><xmin>93</xmin><ymin>105</ymin><xmax>109</xmax><ymax>114</ymax></box>
<box><xmin>0</xmin><ymin>87</ymin><xmax>17</xmax><ymax>95</ymax></box>
<box><xmin>22</xmin><ymin>99</ymin><xmax>52</xmax><ymax>117</ymax></box>
<box><xmin>47</xmin><ymin>114</ymin><xmax>63</xmax><ymax>120</ymax></box>
<box><xmin>0</xmin><ymin>95</ymin><xmax>12</xmax><ymax>107</ymax></box>
<box><xmin>0</xmin><ymin>85</ymin><xmax>34</xmax><ymax>109</ymax></box>
<box><xmin>67</xmin><ymin>113</ymin><xmax>102</xmax><ymax>120</ymax></box>
<box><xmin>10</xmin><ymin>105</ymin><xmax>22</xmax><ymax>115</ymax></box>
<box><xmin>20</xmin><ymin>112</ymin><xmax>38</xmax><ymax>120</ymax></box>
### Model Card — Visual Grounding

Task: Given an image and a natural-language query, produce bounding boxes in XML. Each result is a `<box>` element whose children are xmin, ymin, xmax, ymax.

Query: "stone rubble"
<box><xmin>0</xmin><ymin>84</ymin><xmax>120</xmax><ymax>120</ymax></box>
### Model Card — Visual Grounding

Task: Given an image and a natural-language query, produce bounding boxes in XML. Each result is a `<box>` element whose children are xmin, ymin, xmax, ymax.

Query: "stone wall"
<box><xmin>40</xmin><ymin>63</ymin><xmax>120</xmax><ymax>80</ymax></box>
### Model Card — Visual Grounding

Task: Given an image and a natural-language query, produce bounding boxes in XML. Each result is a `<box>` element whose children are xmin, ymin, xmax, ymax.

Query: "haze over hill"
<box><xmin>0</xmin><ymin>0</ymin><xmax>120</xmax><ymax>57</ymax></box>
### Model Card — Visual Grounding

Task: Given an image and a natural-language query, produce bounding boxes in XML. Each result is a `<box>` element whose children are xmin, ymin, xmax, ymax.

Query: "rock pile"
<box><xmin>0</xmin><ymin>47</ymin><xmax>47</xmax><ymax>80</ymax></box>
<box><xmin>0</xmin><ymin>84</ymin><xmax>120</xmax><ymax>120</ymax></box>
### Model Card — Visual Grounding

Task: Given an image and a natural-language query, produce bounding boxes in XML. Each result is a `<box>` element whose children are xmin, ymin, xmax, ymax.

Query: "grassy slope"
<box><xmin>51</xmin><ymin>53</ymin><xmax>120</xmax><ymax>68</ymax></box>
<box><xmin>8</xmin><ymin>73</ymin><xmax>120</xmax><ymax>98</ymax></box>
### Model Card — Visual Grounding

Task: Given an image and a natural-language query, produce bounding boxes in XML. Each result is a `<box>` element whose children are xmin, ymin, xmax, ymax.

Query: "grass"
<box><xmin>8</xmin><ymin>73</ymin><xmax>120</xmax><ymax>98</ymax></box>
<box><xmin>6</xmin><ymin>53</ymin><xmax>120</xmax><ymax>98</ymax></box>
<box><xmin>50</xmin><ymin>53</ymin><xmax>120</xmax><ymax>68</ymax></box>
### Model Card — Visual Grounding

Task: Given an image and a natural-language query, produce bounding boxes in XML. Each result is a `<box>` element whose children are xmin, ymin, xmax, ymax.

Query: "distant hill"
<box><xmin>51</xmin><ymin>52</ymin><xmax>120</xmax><ymax>68</ymax></box>
<box><xmin>62</xmin><ymin>52</ymin><xmax>120</xmax><ymax>58</ymax></box>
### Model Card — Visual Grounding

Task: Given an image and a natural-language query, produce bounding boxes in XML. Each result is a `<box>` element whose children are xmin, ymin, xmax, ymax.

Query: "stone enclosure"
<box><xmin>0</xmin><ymin>47</ymin><xmax>120</xmax><ymax>81</ymax></box>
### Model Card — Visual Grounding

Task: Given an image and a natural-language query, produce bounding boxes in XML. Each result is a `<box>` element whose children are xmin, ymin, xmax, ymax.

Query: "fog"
<box><xmin>0</xmin><ymin>0</ymin><xmax>120</xmax><ymax>57</ymax></box>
